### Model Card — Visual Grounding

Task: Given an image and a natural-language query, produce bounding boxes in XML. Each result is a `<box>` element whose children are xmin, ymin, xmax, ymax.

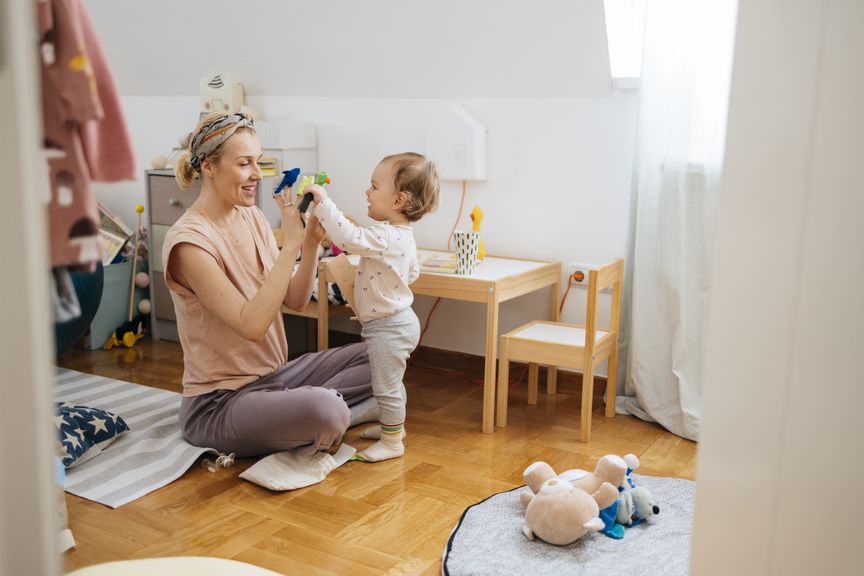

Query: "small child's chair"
<box><xmin>495</xmin><ymin>259</ymin><xmax>623</xmax><ymax>442</ymax></box>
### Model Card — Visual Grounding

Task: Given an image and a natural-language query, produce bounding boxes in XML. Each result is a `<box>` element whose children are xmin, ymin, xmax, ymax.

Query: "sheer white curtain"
<box><xmin>615</xmin><ymin>0</ymin><xmax>738</xmax><ymax>441</ymax></box>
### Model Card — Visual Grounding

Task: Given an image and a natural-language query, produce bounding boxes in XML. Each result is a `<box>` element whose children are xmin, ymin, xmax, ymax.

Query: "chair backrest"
<box><xmin>584</xmin><ymin>259</ymin><xmax>624</xmax><ymax>352</ymax></box>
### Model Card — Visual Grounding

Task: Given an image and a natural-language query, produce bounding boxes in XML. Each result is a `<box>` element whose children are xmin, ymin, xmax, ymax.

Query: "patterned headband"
<box><xmin>189</xmin><ymin>113</ymin><xmax>255</xmax><ymax>171</ymax></box>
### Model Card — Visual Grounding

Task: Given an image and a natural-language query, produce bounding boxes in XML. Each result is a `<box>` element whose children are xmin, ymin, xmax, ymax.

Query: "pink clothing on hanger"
<box><xmin>39</xmin><ymin>0</ymin><xmax>137</xmax><ymax>268</ymax></box>
<box><xmin>40</xmin><ymin>0</ymin><xmax>103</xmax><ymax>268</ymax></box>
<box><xmin>74</xmin><ymin>1</ymin><xmax>136</xmax><ymax>182</ymax></box>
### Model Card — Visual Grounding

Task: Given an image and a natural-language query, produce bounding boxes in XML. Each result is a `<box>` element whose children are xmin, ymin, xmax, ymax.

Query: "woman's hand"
<box><xmin>275</xmin><ymin>193</ymin><xmax>304</xmax><ymax>252</ymax></box>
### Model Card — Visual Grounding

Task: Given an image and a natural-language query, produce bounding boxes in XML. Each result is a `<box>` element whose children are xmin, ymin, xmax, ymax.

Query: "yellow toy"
<box><xmin>104</xmin><ymin>205</ymin><xmax>147</xmax><ymax>350</ymax></box>
<box><xmin>470</xmin><ymin>205</ymin><xmax>485</xmax><ymax>260</ymax></box>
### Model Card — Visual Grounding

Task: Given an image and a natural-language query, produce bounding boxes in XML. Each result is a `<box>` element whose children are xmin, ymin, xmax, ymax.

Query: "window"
<box><xmin>603</xmin><ymin>0</ymin><xmax>646</xmax><ymax>88</ymax></box>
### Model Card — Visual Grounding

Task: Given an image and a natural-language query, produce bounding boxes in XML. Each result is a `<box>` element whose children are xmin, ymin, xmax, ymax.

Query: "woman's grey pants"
<box><xmin>179</xmin><ymin>342</ymin><xmax>373</xmax><ymax>457</ymax></box>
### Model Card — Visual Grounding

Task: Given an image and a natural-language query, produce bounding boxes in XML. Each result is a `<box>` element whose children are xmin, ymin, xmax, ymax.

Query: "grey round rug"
<box><xmin>442</xmin><ymin>475</ymin><xmax>694</xmax><ymax>576</ymax></box>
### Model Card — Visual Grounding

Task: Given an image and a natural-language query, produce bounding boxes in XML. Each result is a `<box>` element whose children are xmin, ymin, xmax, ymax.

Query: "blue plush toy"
<box><xmin>273</xmin><ymin>167</ymin><xmax>301</xmax><ymax>196</ymax></box>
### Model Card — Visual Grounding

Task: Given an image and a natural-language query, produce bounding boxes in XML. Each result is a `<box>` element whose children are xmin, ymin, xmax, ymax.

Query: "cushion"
<box><xmin>55</xmin><ymin>402</ymin><xmax>129</xmax><ymax>468</ymax></box>
<box><xmin>239</xmin><ymin>443</ymin><xmax>355</xmax><ymax>491</ymax></box>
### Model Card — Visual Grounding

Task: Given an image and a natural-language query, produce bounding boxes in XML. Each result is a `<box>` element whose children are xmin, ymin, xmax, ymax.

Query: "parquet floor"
<box><xmin>57</xmin><ymin>337</ymin><xmax>697</xmax><ymax>575</ymax></box>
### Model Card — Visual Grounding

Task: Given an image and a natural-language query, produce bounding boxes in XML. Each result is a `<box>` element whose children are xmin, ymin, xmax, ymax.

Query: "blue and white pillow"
<box><xmin>55</xmin><ymin>402</ymin><xmax>129</xmax><ymax>468</ymax></box>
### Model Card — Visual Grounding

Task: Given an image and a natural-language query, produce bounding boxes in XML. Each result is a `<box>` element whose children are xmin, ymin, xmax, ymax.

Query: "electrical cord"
<box><xmin>559</xmin><ymin>277</ymin><xmax>574</xmax><ymax>315</ymax></box>
<box><xmin>446</xmin><ymin>180</ymin><xmax>468</xmax><ymax>251</ymax></box>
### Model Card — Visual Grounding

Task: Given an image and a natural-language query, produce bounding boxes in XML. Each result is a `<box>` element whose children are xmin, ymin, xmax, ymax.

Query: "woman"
<box><xmin>163</xmin><ymin>112</ymin><xmax>374</xmax><ymax>457</ymax></box>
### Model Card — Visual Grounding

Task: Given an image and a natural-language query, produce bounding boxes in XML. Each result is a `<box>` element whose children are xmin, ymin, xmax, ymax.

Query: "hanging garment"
<box><xmin>39</xmin><ymin>0</ymin><xmax>104</xmax><ymax>268</ymax></box>
<box><xmin>74</xmin><ymin>1</ymin><xmax>136</xmax><ymax>182</ymax></box>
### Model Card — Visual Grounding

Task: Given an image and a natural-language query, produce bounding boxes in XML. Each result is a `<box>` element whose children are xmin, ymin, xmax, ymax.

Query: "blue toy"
<box><xmin>273</xmin><ymin>168</ymin><xmax>301</xmax><ymax>196</ymax></box>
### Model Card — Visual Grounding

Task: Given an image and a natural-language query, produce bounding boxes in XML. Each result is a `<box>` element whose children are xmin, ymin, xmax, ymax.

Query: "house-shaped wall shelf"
<box><xmin>426</xmin><ymin>104</ymin><xmax>487</xmax><ymax>181</ymax></box>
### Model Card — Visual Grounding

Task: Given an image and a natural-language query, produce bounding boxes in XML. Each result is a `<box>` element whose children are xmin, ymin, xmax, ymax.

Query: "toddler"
<box><xmin>306</xmin><ymin>153</ymin><xmax>439</xmax><ymax>461</ymax></box>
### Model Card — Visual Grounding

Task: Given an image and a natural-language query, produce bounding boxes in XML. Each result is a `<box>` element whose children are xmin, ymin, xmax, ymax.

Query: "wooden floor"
<box><xmin>57</xmin><ymin>338</ymin><xmax>697</xmax><ymax>575</ymax></box>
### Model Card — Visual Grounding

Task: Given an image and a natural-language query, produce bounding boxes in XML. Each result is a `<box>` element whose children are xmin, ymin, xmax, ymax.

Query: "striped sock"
<box><xmin>360</xmin><ymin>424</ymin><xmax>407</xmax><ymax>440</ymax></box>
<box><xmin>356</xmin><ymin>422</ymin><xmax>405</xmax><ymax>462</ymax></box>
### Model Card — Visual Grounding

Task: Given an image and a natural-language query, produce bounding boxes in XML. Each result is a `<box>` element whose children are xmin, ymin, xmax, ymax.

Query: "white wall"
<box><xmin>87</xmin><ymin>0</ymin><xmax>638</xmax><ymax>356</ymax></box>
<box><xmin>690</xmin><ymin>0</ymin><xmax>864</xmax><ymax>574</ymax></box>
<box><xmin>83</xmin><ymin>0</ymin><xmax>612</xmax><ymax>99</ymax></box>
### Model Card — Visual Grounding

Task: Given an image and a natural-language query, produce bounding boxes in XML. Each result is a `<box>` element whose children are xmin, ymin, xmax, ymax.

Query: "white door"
<box><xmin>0</xmin><ymin>0</ymin><xmax>62</xmax><ymax>573</ymax></box>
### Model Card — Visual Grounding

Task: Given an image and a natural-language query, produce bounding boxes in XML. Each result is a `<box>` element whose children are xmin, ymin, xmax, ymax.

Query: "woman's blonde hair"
<box><xmin>382</xmin><ymin>152</ymin><xmax>440</xmax><ymax>222</ymax></box>
<box><xmin>174</xmin><ymin>112</ymin><xmax>256</xmax><ymax>189</ymax></box>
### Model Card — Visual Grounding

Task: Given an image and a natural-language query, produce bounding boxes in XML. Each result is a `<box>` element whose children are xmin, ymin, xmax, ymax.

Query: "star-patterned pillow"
<box><xmin>55</xmin><ymin>402</ymin><xmax>129</xmax><ymax>469</ymax></box>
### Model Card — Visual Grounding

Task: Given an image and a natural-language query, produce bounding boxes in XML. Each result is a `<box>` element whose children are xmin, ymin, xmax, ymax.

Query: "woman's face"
<box><xmin>365</xmin><ymin>160</ymin><xmax>402</xmax><ymax>221</ymax></box>
<box><xmin>206</xmin><ymin>130</ymin><xmax>262</xmax><ymax>207</ymax></box>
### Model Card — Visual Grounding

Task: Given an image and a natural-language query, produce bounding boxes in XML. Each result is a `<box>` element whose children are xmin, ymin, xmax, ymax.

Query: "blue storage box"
<box><xmin>86</xmin><ymin>261</ymin><xmax>145</xmax><ymax>350</ymax></box>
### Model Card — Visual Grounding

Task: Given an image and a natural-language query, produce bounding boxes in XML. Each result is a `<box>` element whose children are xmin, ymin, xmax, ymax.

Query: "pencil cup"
<box><xmin>453</xmin><ymin>231</ymin><xmax>480</xmax><ymax>275</ymax></box>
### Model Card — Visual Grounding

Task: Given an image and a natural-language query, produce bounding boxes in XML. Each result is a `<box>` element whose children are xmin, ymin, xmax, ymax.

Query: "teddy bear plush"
<box><xmin>524</xmin><ymin>455</ymin><xmax>641</xmax><ymax>540</ymax></box>
<box><xmin>521</xmin><ymin>477</ymin><xmax>619</xmax><ymax>546</ymax></box>
<box><xmin>520</xmin><ymin>460</ymin><xmax>620</xmax><ymax>545</ymax></box>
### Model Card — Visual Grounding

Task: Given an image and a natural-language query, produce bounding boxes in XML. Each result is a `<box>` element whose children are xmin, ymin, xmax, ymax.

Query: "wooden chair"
<box><xmin>495</xmin><ymin>259</ymin><xmax>623</xmax><ymax>442</ymax></box>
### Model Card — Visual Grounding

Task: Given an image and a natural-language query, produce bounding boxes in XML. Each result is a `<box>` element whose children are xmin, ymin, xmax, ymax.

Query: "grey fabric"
<box><xmin>360</xmin><ymin>307</ymin><xmax>420</xmax><ymax>426</ymax></box>
<box><xmin>443</xmin><ymin>475</ymin><xmax>694</xmax><ymax>576</ymax></box>
<box><xmin>55</xmin><ymin>368</ymin><xmax>218</xmax><ymax>509</ymax></box>
<box><xmin>180</xmin><ymin>342</ymin><xmax>373</xmax><ymax>458</ymax></box>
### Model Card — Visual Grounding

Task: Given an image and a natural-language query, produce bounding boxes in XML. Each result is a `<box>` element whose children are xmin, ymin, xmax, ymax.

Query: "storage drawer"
<box><xmin>151</xmin><ymin>272</ymin><xmax>176</xmax><ymax>322</ymax></box>
<box><xmin>148</xmin><ymin>174</ymin><xmax>200</xmax><ymax>225</ymax></box>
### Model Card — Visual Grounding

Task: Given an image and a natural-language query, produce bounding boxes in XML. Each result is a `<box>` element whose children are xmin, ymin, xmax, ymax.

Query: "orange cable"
<box><xmin>559</xmin><ymin>276</ymin><xmax>574</xmax><ymax>315</ymax></box>
<box><xmin>446</xmin><ymin>180</ymin><xmax>467</xmax><ymax>251</ymax></box>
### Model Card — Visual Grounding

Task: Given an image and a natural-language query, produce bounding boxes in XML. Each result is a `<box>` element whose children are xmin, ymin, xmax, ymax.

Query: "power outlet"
<box><xmin>568</xmin><ymin>262</ymin><xmax>594</xmax><ymax>286</ymax></box>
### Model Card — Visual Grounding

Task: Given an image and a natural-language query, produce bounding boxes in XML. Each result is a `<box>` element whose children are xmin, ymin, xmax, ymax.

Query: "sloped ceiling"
<box><xmin>83</xmin><ymin>0</ymin><xmax>612</xmax><ymax>98</ymax></box>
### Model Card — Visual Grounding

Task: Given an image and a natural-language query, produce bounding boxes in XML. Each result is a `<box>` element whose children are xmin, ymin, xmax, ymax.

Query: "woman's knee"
<box><xmin>303</xmin><ymin>387</ymin><xmax>351</xmax><ymax>433</ymax></box>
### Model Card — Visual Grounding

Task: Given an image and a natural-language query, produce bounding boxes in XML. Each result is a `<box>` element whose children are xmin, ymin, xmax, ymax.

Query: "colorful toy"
<box><xmin>616</xmin><ymin>485</ymin><xmax>659</xmax><ymax>526</ymax></box>
<box><xmin>105</xmin><ymin>205</ymin><xmax>147</xmax><ymax>350</ymax></box>
<box><xmin>103</xmin><ymin>316</ymin><xmax>146</xmax><ymax>349</ymax></box>
<box><xmin>295</xmin><ymin>172</ymin><xmax>331</xmax><ymax>226</ymax></box>
<box><xmin>295</xmin><ymin>171</ymin><xmax>331</xmax><ymax>196</ymax></box>
<box><xmin>525</xmin><ymin>455</ymin><xmax>643</xmax><ymax>540</ymax></box>
<box><xmin>520</xmin><ymin>472</ymin><xmax>618</xmax><ymax>546</ymax></box>
<box><xmin>611</xmin><ymin>454</ymin><xmax>659</xmax><ymax>527</ymax></box>
<box><xmin>273</xmin><ymin>168</ymin><xmax>301</xmax><ymax>197</ymax></box>
<box><xmin>470</xmin><ymin>205</ymin><xmax>485</xmax><ymax>260</ymax></box>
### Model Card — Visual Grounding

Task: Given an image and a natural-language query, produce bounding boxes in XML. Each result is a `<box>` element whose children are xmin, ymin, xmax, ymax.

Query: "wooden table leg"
<box><xmin>317</xmin><ymin>268</ymin><xmax>329</xmax><ymax>351</ymax></box>
<box><xmin>547</xmin><ymin>280</ymin><xmax>560</xmax><ymax>394</ymax></box>
<box><xmin>483</xmin><ymin>288</ymin><xmax>499</xmax><ymax>433</ymax></box>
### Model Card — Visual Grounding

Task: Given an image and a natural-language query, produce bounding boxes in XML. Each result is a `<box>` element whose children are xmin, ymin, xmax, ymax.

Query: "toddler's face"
<box><xmin>365</xmin><ymin>160</ymin><xmax>400</xmax><ymax>222</ymax></box>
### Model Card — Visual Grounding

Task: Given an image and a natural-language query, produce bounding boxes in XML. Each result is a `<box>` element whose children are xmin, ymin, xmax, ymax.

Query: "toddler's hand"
<box><xmin>304</xmin><ymin>205</ymin><xmax>327</xmax><ymax>246</ymax></box>
<box><xmin>305</xmin><ymin>184</ymin><xmax>329</xmax><ymax>204</ymax></box>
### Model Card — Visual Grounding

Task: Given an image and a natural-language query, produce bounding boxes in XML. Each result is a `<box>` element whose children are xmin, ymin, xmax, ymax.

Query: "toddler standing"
<box><xmin>306</xmin><ymin>153</ymin><xmax>439</xmax><ymax>461</ymax></box>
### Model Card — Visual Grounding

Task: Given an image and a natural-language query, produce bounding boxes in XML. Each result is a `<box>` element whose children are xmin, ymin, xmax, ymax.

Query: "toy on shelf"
<box><xmin>470</xmin><ymin>205</ymin><xmax>485</xmax><ymax>260</ymax></box>
<box><xmin>104</xmin><ymin>205</ymin><xmax>147</xmax><ymax>350</ymax></box>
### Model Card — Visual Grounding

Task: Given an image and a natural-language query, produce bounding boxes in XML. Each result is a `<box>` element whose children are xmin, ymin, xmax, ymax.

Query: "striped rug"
<box><xmin>55</xmin><ymin>368</ymin><xmax>217</xmax><ymax>508</ymax></box>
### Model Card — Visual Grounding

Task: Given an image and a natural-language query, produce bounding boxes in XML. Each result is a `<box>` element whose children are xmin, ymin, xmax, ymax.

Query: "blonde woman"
<box><xmin>165</xmin><ymin>112</ymin><xmax>374</xmax><ymax>458</ymax></box>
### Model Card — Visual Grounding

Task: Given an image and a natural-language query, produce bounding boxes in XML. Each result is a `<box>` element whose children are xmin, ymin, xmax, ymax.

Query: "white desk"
<box><xmin>319</xmin><ymin>250</ymin><xmax>562</xmax><ymax>433</ymax></box>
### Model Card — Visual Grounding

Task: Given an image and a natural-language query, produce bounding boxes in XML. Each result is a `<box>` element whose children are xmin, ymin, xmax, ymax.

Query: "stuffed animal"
<box><xmin>521</xmin><ymin>477</ymin><xmax>618</xmax><ymax>546</ymax></box>
<box><xmin>615</xmin><ymin>485</ymin><xmax>660</xmax><ymax>526</ymax></box>
<box><xmin>521</xmin><ymin>461</ymin><xmax>620</xmax><ymax>545</ymax></box>
<box><xmin>525</xmin><ymin>455</ymin><xmax>639</xmax><ymax>539</ymax></box>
